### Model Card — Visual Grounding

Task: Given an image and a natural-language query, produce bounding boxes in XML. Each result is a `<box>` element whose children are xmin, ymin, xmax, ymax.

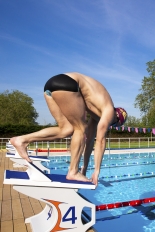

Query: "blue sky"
<box><xmin>0</xmin><ymin>0</ymin><xmax>155</xmax><ymax>125</ymax></box>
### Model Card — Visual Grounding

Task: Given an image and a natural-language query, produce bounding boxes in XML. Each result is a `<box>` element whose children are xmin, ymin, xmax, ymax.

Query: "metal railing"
<box><xmin>0</xmin><ymin>138</ymin><xmax>71</xmax><ymax>151</ymax></box>
<box><xmin>1</xmin><ymin>137</ymin><xmax>155</xmax><ymax>151</ymax></box>
<box><xmin>106</xmin><ymin>137</ymin><xmax>155</xmax><ymax>149</ymax></box>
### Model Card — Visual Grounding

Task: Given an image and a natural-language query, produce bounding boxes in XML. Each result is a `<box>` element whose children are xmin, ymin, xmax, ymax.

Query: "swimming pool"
<box><xmin>42</xmin><ymin>151</ymin><xmax>155</xmax><ymax>232</ymax></box>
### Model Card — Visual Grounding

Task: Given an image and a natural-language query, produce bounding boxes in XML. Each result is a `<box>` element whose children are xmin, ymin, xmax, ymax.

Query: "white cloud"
<box><xmin>102</xmin><ymin>0</ymin><xmax>155</xmax><ymax>47</ymax></box>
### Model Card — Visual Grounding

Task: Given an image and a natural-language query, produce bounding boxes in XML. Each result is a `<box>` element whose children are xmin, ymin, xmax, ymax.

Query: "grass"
<box><xmin>107</xmin><ymin>141</ymin><xmax>155</xmax><ymax>149</ymax></box>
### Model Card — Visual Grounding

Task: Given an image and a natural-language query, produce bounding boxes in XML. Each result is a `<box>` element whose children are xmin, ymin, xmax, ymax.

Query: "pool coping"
<box><xmin>47</xmin><ymin>148</ymin><xmax>155</xmax><ymax>156</ymax></box>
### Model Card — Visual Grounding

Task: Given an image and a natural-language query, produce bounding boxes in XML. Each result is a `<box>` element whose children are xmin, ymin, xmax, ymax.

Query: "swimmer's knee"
<box><xmin>73</xmin><ymin>124</ymin><xmax>87</xmax><ymax>136</ymax></box>
<box><xmin>59</xmin><ymin>124</ymin><xmax>74</xmax><ymax>138</ymax></box>
<box><xmin>64</xmin><ymin>125</ymin><xmax>74</xmax><ymax>137</ymax></box>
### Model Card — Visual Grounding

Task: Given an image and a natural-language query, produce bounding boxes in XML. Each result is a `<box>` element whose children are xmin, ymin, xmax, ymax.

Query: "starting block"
<box><xmin>6</xmin><ymin>152</ymin><xmax>50</xmax><ymax>173</ymax></box>
<box><xmin>4</xmin><ymin>161</ymin><xmax>96</xmax><ymax>232</ymax></box>
<box><xmin>6</xmin><ymin>142</ymin><xmax>50</xmax><ymax>173</ymax></box>
<box><xmin>6</xmin><ymin>142</ymin><xmax>34</xmax><ymax>154</ymax></box>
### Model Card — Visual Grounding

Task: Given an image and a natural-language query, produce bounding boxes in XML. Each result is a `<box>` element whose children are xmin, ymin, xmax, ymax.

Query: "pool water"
<box><xmin>43</xmin><ymin>152</ymin><xmax>155</xmax><ymax>232</ymax></box>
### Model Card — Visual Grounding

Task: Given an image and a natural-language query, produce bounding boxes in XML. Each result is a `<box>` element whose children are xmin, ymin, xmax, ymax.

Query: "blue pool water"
<box><xmin>42</xmin><ymin>151</ymin><xmax>155</xmax><ymax>232</ymax></box>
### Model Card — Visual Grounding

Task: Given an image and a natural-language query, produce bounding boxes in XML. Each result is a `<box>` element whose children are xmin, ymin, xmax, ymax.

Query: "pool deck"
<box><xmin>0</xmin><ymin>151</ymin><xmax>95</xmax><ymax>232</ymax></box>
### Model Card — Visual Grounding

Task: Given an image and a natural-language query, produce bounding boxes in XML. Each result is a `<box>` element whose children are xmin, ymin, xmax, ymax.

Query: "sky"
<box><xmin>0</xmin><ymin>0</ymin><xmax>155</xmax><ymax>125</ymax></box>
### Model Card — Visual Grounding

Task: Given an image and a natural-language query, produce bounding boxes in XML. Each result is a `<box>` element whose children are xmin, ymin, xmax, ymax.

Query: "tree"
<box><xmin>0</xmin><ymin>90</ymin><xmax>39</xmax><ymax>125</ymax></box>
<box><xmin>134</xmin><ymin>59</ymin><xmax>155</xmax><ymax>127</ymax></box>
<box><xmin>125</xmin><ymin>115</ymin><xmax>142</xmax><ymax>127</ymax></box>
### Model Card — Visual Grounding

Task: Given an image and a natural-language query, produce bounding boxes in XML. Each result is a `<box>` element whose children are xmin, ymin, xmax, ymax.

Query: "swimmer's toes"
<box><xmin>66</xmin><ymin>172</ymin><xmax>91</xmax><ymax>182</ymax></box>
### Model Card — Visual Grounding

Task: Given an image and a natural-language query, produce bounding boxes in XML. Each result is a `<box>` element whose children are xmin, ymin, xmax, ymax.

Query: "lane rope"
<box><xmin>100</xmin><ymin>171</ymin><xmax>155</xmax><ymax>179</ymax></box>
<box><xmin>96</xmin><ymin>197</ymin><xmax>155</xmax><ymax>211</ymax></box>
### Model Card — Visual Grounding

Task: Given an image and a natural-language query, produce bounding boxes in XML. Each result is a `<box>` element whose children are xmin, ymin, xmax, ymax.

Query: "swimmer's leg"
<box><xmin>52</xmin><ymin>91</ymin><xmax>91</xmax><ymax>182</ymax></box>
<box><xmin>10</xmin><ymin>93</ymin><xmax>73</xmax><ymax>162</ymax></box>
<box><xmin>81</xmin><ymin>117</ymin><xmax>98</xmax><ymax>175</ymax></box>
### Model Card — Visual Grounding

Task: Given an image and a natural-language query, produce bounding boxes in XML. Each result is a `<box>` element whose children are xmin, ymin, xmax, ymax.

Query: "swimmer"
<box><xmin>10</xmin><ymin>72</ymin><xmax>127</xmax><ymax>186</ymax></box>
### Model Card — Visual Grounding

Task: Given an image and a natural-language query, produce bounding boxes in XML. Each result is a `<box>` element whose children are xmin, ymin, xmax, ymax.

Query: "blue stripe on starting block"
<box><xmin>46</xmin><ymin>173</ymin><xmax>94</xmax><ymax>185</ymax></box>
<box><xmin>5</xmin><ymin>169</ymin><xmax>94</xmax><ymax>185</ymax></box>
<box><xmin>6</xmin><ymin>152</ymin><xmax>15</xmax><ymax>156</ymax></box>
<box><xmin>6</xmin><ymin>170</ymin><xmax>29</xmax><ymax>179</ymax></box>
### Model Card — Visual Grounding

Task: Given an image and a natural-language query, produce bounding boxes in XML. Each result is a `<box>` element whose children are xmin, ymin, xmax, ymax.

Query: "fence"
<box><xmin>106</xmin><ymin>137</ymin><xmax>155</xmax><ymax>149</ymax></box>
<box><xmin>1</xmin><ymin>137</ymin><xmax>155</xmax><ymax>151</ymax></box>
<box><xmin>0</xmin><ymin>138</ymin><xmax>71</xmax><ymax>151</ymax></box>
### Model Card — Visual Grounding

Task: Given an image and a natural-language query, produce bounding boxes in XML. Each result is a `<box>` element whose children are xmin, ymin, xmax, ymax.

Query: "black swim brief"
<box><xmin>44</xmin><ymin>74</ymin><xmax>79</xmax><ymax>96</ymax></box>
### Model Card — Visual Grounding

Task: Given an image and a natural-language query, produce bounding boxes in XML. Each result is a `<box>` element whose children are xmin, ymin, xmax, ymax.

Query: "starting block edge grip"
<box><xmin>26</xmin><ymin>161</ymin><xmax>51</xmax><ymax>182</ymax></box>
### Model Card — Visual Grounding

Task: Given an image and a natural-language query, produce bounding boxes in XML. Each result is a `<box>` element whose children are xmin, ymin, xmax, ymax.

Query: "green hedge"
<box><xmin>0</xmin><ymin>124</ymin><xmax>152</xmax><ymax>138</ymax></box>
<box><xmin>0</xmin><ymin>124</ymin><xmax>54</xmax><ymax>137</ymax></box>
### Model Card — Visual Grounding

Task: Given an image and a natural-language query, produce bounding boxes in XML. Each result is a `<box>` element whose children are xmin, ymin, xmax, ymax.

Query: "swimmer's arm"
<box><xmin>92</xmin><ymin>111</ymin><xmax>113</xmax><ymax>185</ymax></box>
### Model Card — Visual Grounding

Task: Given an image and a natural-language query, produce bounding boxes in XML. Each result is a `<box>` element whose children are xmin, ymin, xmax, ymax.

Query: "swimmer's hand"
<box><xmin>91</xmin><ymin>172</ymin><xmax>99</xmax><ymax>186</ymax></box>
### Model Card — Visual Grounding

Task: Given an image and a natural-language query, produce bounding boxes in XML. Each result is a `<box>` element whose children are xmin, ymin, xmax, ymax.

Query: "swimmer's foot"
<box><xmin>66</xmin><ymin>171</ymin><xmax>91</xmax><ymax>182</ymax></box>
<box><xmin>10</xmin><ymin>137</ymin><xmax>32</xmax><ymax>162</ymax></box>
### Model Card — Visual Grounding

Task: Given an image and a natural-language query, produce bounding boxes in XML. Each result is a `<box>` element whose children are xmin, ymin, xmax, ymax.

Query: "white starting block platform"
<box><xmin>4</xmin><ymin>161</ymin><xmax>96</xmax><ymax>232</ymax></box>
<box><xmin>6</xmin><ymin>152</ymin><xmax>50</xmax><ymax>174</ymax></box>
